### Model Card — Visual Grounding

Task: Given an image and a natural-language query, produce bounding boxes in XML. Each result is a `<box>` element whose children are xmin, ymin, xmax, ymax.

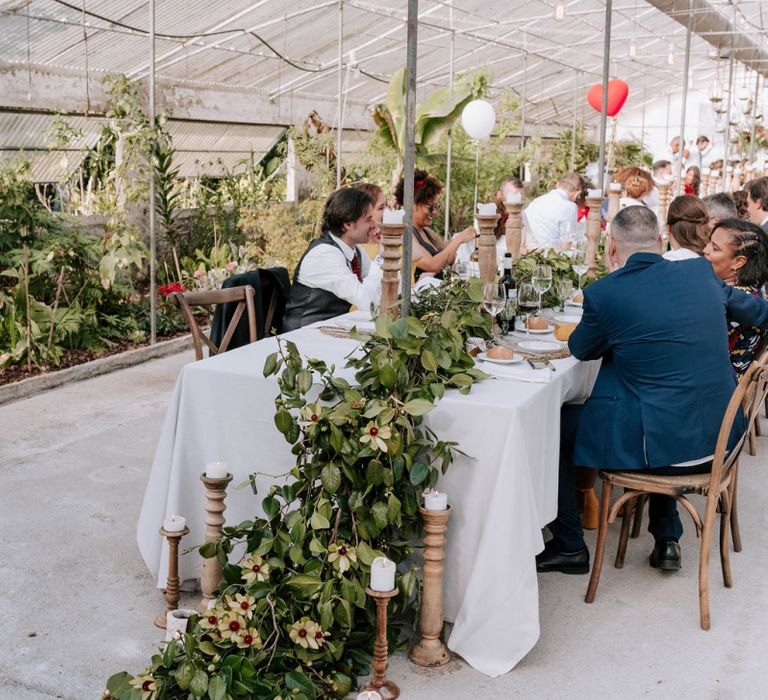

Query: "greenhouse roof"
<box><xmin>1</xmin><ymin>0</ymin><xmax>767</xmax><ymax>179</ymax></box>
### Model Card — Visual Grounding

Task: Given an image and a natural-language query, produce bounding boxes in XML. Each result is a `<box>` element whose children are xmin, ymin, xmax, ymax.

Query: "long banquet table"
<box><xmin>137</xmin><ymin>313</ymin><xmax>598</xmax><ymax>677</ymax></box>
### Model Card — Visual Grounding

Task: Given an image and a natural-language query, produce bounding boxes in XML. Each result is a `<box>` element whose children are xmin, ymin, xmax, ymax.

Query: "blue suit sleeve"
<box><xmin>719</xmin><ymin>277</ymin><xmax>768</xmax><ymax>328</ymax></box>
<box><xmin>568</xmin><ymin>291</ymin><xmax>610</xmax><ymax>360</ymax></box>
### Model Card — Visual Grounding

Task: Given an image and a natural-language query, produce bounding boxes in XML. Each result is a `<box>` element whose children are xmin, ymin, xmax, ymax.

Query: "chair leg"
<box><xmin>698</xmin><ymin>509</ymin><xmax>716</xmax><ymax>631</ymax></box>
<box><xmin>730</xmin><ymin>465</ymin><xmax>742</xmax><ymax>553</ymax></box>
<box><xmin>749</xmin><ymin>417</ymin><xmax>757</xmax><ymax>456</ymax></box>
<box><xmin>614</xmin><ymin>498</ymin><xmax>633</xmax><ymax>569</ymax></box>
<box><xmin>630</xmin><ymin>494</ymin><xmax>647</xmax><ymax>539</ymax></box>
<box><xmin>719</xmin><ymin>491</ymin><xmax>733</xmax><ymax>589</ymax></box>
<box><xmin>754</xmin><ymin>413</ymin><xmax>762</xmax><ymax>437</ymax></box>
<box><xmin>585</xmin><ymin>479</ymin><xmax>613</xmax><ymax>604</ymax></box>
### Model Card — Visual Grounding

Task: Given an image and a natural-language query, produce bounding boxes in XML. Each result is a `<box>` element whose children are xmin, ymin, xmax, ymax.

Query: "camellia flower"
<box><xmin>241</xmin><ymin>554</ymin><xmax>270</xmax><ymax>584</ymax></box>
<box><xmin>235</xmin><ymin>626</ymin><xmax>263</xmax><ymax>649</ymax></box>
<box><xmin>226</xmin><ymin>261</ymin><xmax>238</xmax><ymax>271</ymax></box>
<box><xmin>193</xmin><ymin>268</ymin><xmax>205</xmax><ymax>280</ymax></box>
<box><xmin>298</xmin><ymin>403</ymin><xmax>322</xmax><ymax>429</ymax></box>
<box><xmin>129</xmin><ymin>673</ymin><xmax>157</xmax><ymax>699</ymax></box>
<box><xmin>226</xmin><ymin>592</ymin><xmax>256</xmax><ymax>619</ymax></box>
<box><xmin>289</xmin><ymin>617</ymin><xmax>325</xmax><ymax>649</ymax></box>
<box><xmin>199</xmin><ymin>605</ymin><xmax>225</xmax><ymax>632</ymax></box>
<box><xmin>327</xmin><ymin>542</ymin><xmax>357</xmax><ymax>574</ymax></box>
<box><xmin>218</xmin><ymin>612</ymin><xmax>247</xmax><ymax>642</ymax></box>
<box><xmin>360</xmin><ymin>422</ymin><xmax>392</xmax><ymax>452</ymax></box>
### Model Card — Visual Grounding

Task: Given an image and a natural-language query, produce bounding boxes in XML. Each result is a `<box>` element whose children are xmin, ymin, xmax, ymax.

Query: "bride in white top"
<box><xmin>663</xmin><ymin>195</ymin><xmax>712</xmax><ymax>261</ymax></box>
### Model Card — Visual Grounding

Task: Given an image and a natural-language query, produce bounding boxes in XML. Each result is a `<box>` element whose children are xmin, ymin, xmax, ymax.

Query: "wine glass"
<box><xmin>571</xmin><ymin>241</ymin><xmax>589</xmax><ymax>294</ymax></box>
<box><xmin>532</xmin><ymin>264</ymin><xmax>552</xmax><ymax>315</ymax></box>
<box><xmin>483</xmin><ymin>283</ymin><xmax>506</xmax><ymax>339</ymax></box>
<box><xmin>454</xmin><ymin>261</ymin><xmax>469</xmax><ymax>280</ymax></box>
<box><xmin>518</xmin><ymin>283</ymin><xmax>539</xmax><ymax>336</ymax></box>
<box><xmin>555</xmin><ymin>278</ymin><xmax>574</xmax><ymax>312</ymax></box>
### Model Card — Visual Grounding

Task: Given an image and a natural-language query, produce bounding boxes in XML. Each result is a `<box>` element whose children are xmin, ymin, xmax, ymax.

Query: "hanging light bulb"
<box><xmin>667</xmin><ymin>45</ymin><xmax>675</xmax><ymax>65</ymax></box>
<box><xmin>709</xmin><ymin>79</ymin><xmax>724</xmax><ymax>104</ymax></box>
<box><xmin>554</xmin><ymin>3</ymin><xmax>566</xmax><ymax>21</ymax></box>
<box><xmin>628</xmin><ymin>43</ymin><xmax>637</xmax><ymax>59</ymax></box>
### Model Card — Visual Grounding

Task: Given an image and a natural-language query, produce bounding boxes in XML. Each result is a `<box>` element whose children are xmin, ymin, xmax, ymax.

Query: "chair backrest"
<box><xmin>171</xmin><ymin>287</ymin><xmax>257</xmax><ymax>361</ymax></box>
<box><xmin>709</xmin><ymin>354</ymin><xmax>768</xmax><ymax>489</ymax></box>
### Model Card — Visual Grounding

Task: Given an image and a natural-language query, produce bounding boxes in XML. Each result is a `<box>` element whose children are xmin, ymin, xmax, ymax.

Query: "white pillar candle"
<box><xmin>370</xmin><ymin>556</ymin><xmax>396</xmax><ymax>592</ymax></box>
<box><xmin>205</xmin><ymin>461</ymin><xmax>229</xmax><ymax>479</ymax></box>
<box><xmin>424</xmin><ymin>490</ymin><xmax>448</xmax><ymax>511</ymax></box>
<box><xmin>163</xmin><ymin>515</ymin><xmax>186</xmax><ymax>532</ymax></box>
<box><xmin>477</xmin><ymin>202</ymin><xmax>497</xmax><ymax>215</ymax></box>
<box><xmin>505</xmin><ymin>192</ymin><xmax>522</xmax><ymax>204</ymax></box>
<box><xmin>609</xmin><ymin>183</ymin><xmax>622</xmax><ymax>192</ymax></box>
<box><xmin>356</xmin><ymin>692</ymin><xmax>382</xmax><ymax>700</ymax></box>
<box><xmin>587</xmin><ymin>188</ymin><xmax>602</xmax><ymax>199</ymax></box>
<box><xmin>702</xmin><ymin>167</ymin><xmax>711</xmax><ymax>175</ymax></box>
<box><xmin>165</xmin><ymin>608</ymin><xmax>196</xmax><ymax>642</ymax></box>
<box><xmin>382</xmin><ymin>208</ymin><xmax>405</xmax><ymax>225</ymax></box>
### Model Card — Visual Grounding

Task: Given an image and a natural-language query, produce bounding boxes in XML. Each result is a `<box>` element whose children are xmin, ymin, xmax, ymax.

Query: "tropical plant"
<box><xmin>106</xmin><ymin>280</ymin><xmax>491</xmax><ymax>700</ymax></box>
<box><xmin>154</xmin><ymin>139</ymin><xmax>183</xmax><ymax>283</ymax></box>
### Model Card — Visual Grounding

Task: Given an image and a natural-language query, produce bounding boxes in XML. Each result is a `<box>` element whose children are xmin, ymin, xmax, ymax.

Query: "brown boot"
<box><xmin>578</xmin><ymin>487</ymin><xmax>599</xmax><ymax>530</ymax></box>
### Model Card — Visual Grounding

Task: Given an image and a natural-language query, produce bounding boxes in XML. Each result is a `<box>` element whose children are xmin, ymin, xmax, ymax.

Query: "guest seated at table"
<box><xmin>643</xmin><ymin>160</ymin><xmax>673</xmax><ymax>214</ymax></box>
<box><xmin>614</xmin><ymin>167</ymin><xmax>653</xmax><ymax>209</ymax></box>
<box><xmin>702</xmin><ymin>193</ymin><xmax>738</xmax><ymax>229</ymax></box>
<box><xmin>394</xmin><ymin>169</ymin><xmax>475</xmax><ymax>281</ymax></box>
<box><xmin>521</xmin><ymin>173</ymin><xmax>583</xmax><ymax>251</ymax></box>
<box><xmin>704</xmin><ymin>218</ymin><xmax>768</xmax><ymax>376</ymax></box>
<box><xmin>282</xmin><ymin>187</ymin><xmax>382</xmax><ymax>332</ymax></box>
<box><xmin>497</xmin><ymin>176</ymin><xmax>525</xmax><ymax>203</ymax></box>
<box><xmin>683</xmin><ymin>165</ymin><xmax>701</xmax><ymax>196</ymax></box>
<box><xmin>537</xmin><ymin>205</ymin><xmax>768</xmax><ymax>575</ymax></box>
<box><xmin>663</xmin><ymin>195</ymin><xmax>710</xmax><ymax>261</ymax></box>
<box><xmin>353</xmin><ymin>182</ymin><xmax>386</xmax><ymax>260</ymax></box>
<box><xmin>745</xmin><ymin>177</ymin><xmax>768</xmax><ymax>231</ymax></box>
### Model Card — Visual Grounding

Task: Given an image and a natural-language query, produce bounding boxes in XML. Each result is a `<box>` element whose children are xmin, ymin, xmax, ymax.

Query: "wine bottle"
<box><xmin>502</xmin><ymin>252</ymin><xmax>516</xmax><ymax>333</ymax></box>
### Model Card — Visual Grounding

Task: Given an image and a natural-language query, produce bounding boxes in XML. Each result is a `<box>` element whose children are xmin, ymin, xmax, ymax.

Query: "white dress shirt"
<box><xmin>663</xmin><ymin>248</ymin><xmax>700</xmax><ymax>261</ymax></box>
<box><xmin>521</xmin><ymin>188</ymin><xmax>578</xmax><ymax>250</ymax></box>
<box><xmin>296</xmin><ymin>233</ymin><xmax>382</xmax><ymax>310</ymax></box>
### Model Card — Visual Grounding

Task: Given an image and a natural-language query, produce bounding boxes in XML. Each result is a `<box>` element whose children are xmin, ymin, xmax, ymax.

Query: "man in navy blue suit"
<box><xmin>538</xmin><ymin>205</ymin><xmax>768</xmax><ymax>574</ymax></box>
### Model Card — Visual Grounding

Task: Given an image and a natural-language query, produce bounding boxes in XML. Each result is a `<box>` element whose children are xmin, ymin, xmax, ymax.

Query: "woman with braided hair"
<box><xmin>663</xmin><ymin>195</ymin><xmax>711</xmax><ymax>261</ymax></box>
<box><xmin>704</xmin><ymin>218</ymin><xmax>768</xmax><ymax>376</ymax></box>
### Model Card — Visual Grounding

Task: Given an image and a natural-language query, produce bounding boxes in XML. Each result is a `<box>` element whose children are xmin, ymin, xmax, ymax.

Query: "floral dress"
<box><xmin>728</xmin><ymin>285</ymin><xmax>766</xmax><ymax>378</ymax></box>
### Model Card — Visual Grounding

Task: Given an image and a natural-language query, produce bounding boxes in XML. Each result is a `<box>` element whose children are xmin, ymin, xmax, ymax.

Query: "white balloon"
<box><xmin>461</xmin><ymin>99</ymin><xmax>496</xmax><ymax>141</ymax></box>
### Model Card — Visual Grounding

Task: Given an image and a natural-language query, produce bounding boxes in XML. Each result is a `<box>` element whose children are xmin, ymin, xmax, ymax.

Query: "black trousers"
<box><xmin>548</xmin><ymin>404</ymin><xmax>712</xmax><ymax>552</ymax></box>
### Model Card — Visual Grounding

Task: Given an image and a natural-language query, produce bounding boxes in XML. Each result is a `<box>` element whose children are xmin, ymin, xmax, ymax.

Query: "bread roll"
<box><xmin>486</xmin><ymin>345</ymin><xmax>514</xmax><ymax>360</ymax></box>
<box><xmin>526</xmin><ymin>316</ymin><xmax>549</xmax><ymax>330</ymax></box>
<box><xmin>572</xmin><ymin>292</ymin><xmax>584</xmax><ymax>303</ymax></box>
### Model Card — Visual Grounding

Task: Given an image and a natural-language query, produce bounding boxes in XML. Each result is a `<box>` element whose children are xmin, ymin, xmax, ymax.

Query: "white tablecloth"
<box><xmin>137</xmin><ymin>315</ymin><xmax>598</xmax><ymax>677</ymax></box>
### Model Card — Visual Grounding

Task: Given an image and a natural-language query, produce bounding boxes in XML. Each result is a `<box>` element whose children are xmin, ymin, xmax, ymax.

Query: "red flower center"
<box><xmin>240</xmin><ymin>601</ymin><xmax>250</xmax><ymax>611</ymax></box>
<box><xmin>298</xmin><ymin>628</ymin><xmax>308</xmax><ymax>638</ymax></box>
<box><xmin>229</xmin><ymin>620</ymin><xmax>241</xmax><ymax>632</ymax></box>
<box><xmin>207</xmin><ymin>615</ymin><xmax>217</xmax><ymax>624</ymax></box>
<box><xmin>142</xmin><ymin>680</ymin><xmax>153</xmax><ymax>691</ymax></box>
<box><xmin>311</xmin><ymin>414</ymin><xmax>318</xmax><ymax>422</ymax></box>
<box><xmin>243</xmin><ymin>634</ymin><xmax>253</xmax><ymax>644</ymax></box>
<box><xmin>369</xmin><ymin>427</ymin><xmax>378</xmax><ymax>437</ymax></box>
<box><xmin>315</xmin><ymin>631</ymin><xmax>324</xmax><ymax>640</ymax></box>
<box><xmin>252</xmin><ymin>564</ymin><xmax>260</xmax><ymax>573</ymax></box>
<box><xmin>339</xmin><ymin>546</ymin><xmax>347</xmax><ymax>556</ymax></box>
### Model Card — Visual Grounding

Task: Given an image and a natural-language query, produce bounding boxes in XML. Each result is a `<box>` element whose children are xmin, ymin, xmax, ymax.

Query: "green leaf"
<box><xmin>106</xmin><ymin>672</ymin><xmax>133</xmax><ymax>696</ymax></box>
<box><xmin>388</xmin><ymin>493</ymin><xmax>402</xmax><ymax>524</ymax></box>
<box><xmin>208</xmin><ymin>675</ymin><xmax>227</xmax><ymax>700</ymax></box>
<box><xmin>335</xmin><ymin>597</ymin><xmax>353</xmax><ymax>628</ymax></box>
<box><xmin>287</xmin><ymin>573</ymin><xmax>324</xmax><ymax>597</ymax></box>
<box><xmin>174</xmin><ymin>660</ymin><xmax>196</xmax><ymax>690</ymax></box>
<box><xmin>297</xmin><ymin>368</ymin><xmax>313</xmax><ymax>394</ymax></box>
<box><xmin>420</xmin><ymin>349</ymin><xmax>438</xmax><ymax>373</ymax></box>
<box><xmin>357</xmin><ymin>540</ymin><xmax>376</xmax><ymax>566</ymax></box>
<box><xmin>310</xmin><ymin>510</ymin><xmax>330</xmax><ymax>529</ymax></box>
<box><xmin>409</xmin><ymin>461</ymin><xmax>429</xmax><ymax>486</ymax></box>
<box><xmin>263</xmin><ymin>351</ymin><xmax>278</xmax><ymax>376</ymax></box>
<box><xmin>320</xmin><ymin>600</ymin><xmax>334</xmax><ymax>630</ymax></box>
<box><xmin>199</xmin><ymin>541</ymin><xmax>218</xmax><ymax>559</ymax></box>
<box><xmin>320</xmin><ymin>464</ymin><xmax>341</xmax><ymax>494</ymax></box>
<box><xmin>189</xmin><ymin>668</ymin><xmax>208</xmax><ymax>696</ymax></box>
<box><xmin>403</xmin><ymin>398</ymin><xmax>434</xmax><ymax>416</ymax></box>
<box><xmin>262</xmin><ymin>495</ymin><xmax>279</xmax><ymax>520</ymax></box>
<box><xmin>285</xmin><ymin>670</ymin><xmax>316</xmax><ymax>699</ymax></box>
<box><xmin>198</xmin><ymin>641</ymin><xmax>217</xmax><ymax>656</ymax></box>
<box><xmin>161</xmin><ymin>638</ymin><xmax>177</xmax><ymax>667</ymax></box>
<box><xmin>379</xmin><ymin>364</ymin><xmax>397</xmax><ymax>389</ymax></box>
<box><xmin>274</xmin><ymin>409</ymin><xmax>293</xmax><ymax>435</ymax></box>
<box><xmin>371</xmin><ymin>501</ymin><xmax>389</xmax><ymax>529</ymax></box>
<box><xmin>309</xmin><ymin>536</ymin><xmax>325</xmax><ymax>554</ymax></box>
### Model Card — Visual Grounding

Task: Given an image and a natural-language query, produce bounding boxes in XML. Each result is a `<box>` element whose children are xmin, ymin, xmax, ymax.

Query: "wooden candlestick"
<box><xmin>606</xmin><ymin>185</ymin><xmax>621</xmax><ymax>225</ymax></box>
<box><xmin>474</xmin><ymin>213</ymin><xmax>500</xmax><ymax>284</ymax></box>
<box><xmin>657</xmin><ymin>181</ymin><xmax>673</xmax><ymax>227</ymax></box>
<box><xmin>379</xmin><ymin>222</ymin><xmax>405</xmax><ymax>320</ymax></box>
<box><xmin>361</xmin><ymin>587</ymin><xmax>400</xmax><ymax>700</ymax></box>
<box><xmin>155</xmin><ymin>526</ymin><xmax>190</xmax><ymax>628</ymax></box>
<box><xmin>503</xmin><ymin>200</ymin><xmax>524</xmax><ymax>260</ymax></box>
<box><xmin>701</xmin><ymin>171</ymin><xmax>710</xmax><ymax>196</ymax></box>
<box><xmin>585</xmin><ymin>194</ymin><xmax>603</xmax><ymax>281</ymax></box>
<box><xmin>409</xmin><ymin>505</ymin><xmax>452</xmax><ymax>667</ymax></box>
<box><xmin>197</xmin><ymin>472</ymin><xmax>234</xmax><ymax>613</ymax></box>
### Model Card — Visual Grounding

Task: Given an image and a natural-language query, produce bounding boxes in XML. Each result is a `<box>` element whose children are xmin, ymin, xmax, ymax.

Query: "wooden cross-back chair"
<box><xmin>585</xmin><ymin>356</ymin><xmax>768</xmax><ymax>630</ymax></box>
<box><xmin>171</xmin><ymin>287</ymin><xmax>257</xmax><ymax>361</ymax></box>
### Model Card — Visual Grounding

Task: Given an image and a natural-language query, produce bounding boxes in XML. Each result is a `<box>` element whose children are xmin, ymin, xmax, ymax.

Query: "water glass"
<box><xmin>532</xmin><ymin>264</ymin><xmax>553</xmax><ymax>313</ymax></box>
<box><xmin>518</xmin><ymin>282</ymin><xmax>539</xmax><ymax>336</ymax></box>
<box><xmin>555</xmin><ymin>278</ymin><xmax>574</xmax><ymax>311</ymax></box>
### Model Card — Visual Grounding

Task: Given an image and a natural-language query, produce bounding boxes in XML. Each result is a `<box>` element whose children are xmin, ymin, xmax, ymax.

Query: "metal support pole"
<box><xmin>336</xmin><ymin>0</ymin><xmax>344</xmax><ymax>188</ymax></box>
<box><xmin>519</xmin><ymin>51</ymin><xmax>527</xmax><ymax>180</ymax></box>
<box><xmin>597</xmin><ymin>0</ymin><xmax>612</xmax><ymax>193</ymax></box>
<box><xmin>675</xmin><ymin>1</ymin><xmax>693</xmax><ymax>197</ymax></box>
<box><xmin>640</xmin><ymin>87</ymin><xmax>647</xmax><ymax>164</ymax></box>
<box><xmin>722</xmin><ymin>49</ymin><xmax>735</xmax><ymax>193</ymax></box>
<box><xmin>444</xmin><ymin>2</ymin><xmax>454</xmax><ymax>240</ymax></box>
<box><xmin>570</xmin><ymin>71</ymin><xmax>578</xmax><ymax>171</ymax></box>
<box><xmin>664</xmin><ymin>93</ymin><xmax>671</xmax><ymax>146</ymax></box>
<box><xmin>401</xmin><ymin>0</ymin><xmax>418</xmax><ymax>318</ymax></box>
<box><xmin>149</xmin><ymin>0</ymin><xmax>156</xmax><ymax>345</ymax></box>
<box><xmin>750</xmin><ymin>72</ymin><xmax>760</xmax><ymax>163</ymax></box>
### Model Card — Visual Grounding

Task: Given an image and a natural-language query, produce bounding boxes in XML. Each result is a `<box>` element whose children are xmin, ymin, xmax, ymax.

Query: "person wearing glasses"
<box><xmin>394</xmin><ymin>170</ymin><xmax>475</xmax><ymax>281</ymax></box>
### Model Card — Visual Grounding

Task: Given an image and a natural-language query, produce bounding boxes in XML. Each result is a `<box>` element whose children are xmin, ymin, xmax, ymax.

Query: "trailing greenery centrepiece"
<box><xmin>106</xmin><ymin>280</ymin><xmax>490</xmax><ymax>700</ymax></box>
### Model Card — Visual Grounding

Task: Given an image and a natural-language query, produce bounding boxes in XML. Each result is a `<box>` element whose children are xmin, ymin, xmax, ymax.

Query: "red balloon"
<box><xmin>587</xmin><ymin>80</ymin><xmax>629</xmax><ymax>117</ymax></box>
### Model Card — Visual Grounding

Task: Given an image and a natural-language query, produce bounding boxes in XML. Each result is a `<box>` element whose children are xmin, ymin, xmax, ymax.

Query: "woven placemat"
<box><xmin>501</xmin><ymin>341</ymin><xmax>572</xmax><ymax>360</ymax></box>
<box><xmin>318</xmin><ymin>325</ymin><xmax>351</xmax><ymax>339</ymax></box>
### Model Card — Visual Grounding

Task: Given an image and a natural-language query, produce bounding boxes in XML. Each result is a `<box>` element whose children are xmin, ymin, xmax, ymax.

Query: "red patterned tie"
<box><xmin>350</xmin><ymin>252</ymin><xmax>362</xmax><ymax>282</ymax></box>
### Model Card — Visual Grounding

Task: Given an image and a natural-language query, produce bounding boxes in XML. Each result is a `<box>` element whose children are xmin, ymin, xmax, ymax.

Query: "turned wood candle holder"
<box><xmin>474</xmin><ymin>213</ymin><xmax>500</xmax><ymax>284</ymax></box>
<box><xmin>585</xmin><ymin>194</ymin><xmax>603</xmax><ymax>281</ymax></box>
<box><xmin>701</xmin><ymin>172</ymin><xmax>710</xmax><ymax>195</ymax></box>
<box><xmin>657</xmin><ymin>181</ymin><xmax>673</xmax><ymax>227</ymax></box>
<box><xmin>361</xmin><ymin>587</ymin><xmax>400</xmax><ymax>700</ymax></box>
<box><xmin>197</xmin><ymin>472</ymin><xmax>234</xmax><ymax>613</ymax></box>
<box><xmin>606</xmin><ymin>185</ymin><xmax>621</xmax><ymax>225</ymax></box>
<box><xmin>379</xmin><ymin>222</ymin><xmax>406</xmax><ymax>319</ymax></box>
<box><xmin>503</xmin><ymin>201</ymin><xmax>524</xmax><ymax>260</ymax></box>
<box><xmin>409</xmin><ymin>505</ymin><xmax>452</xmax><ymax>668</ymax></box>
<box><xmin>155</xmin><ymin>526</ymin><xmax>190</xmax><ymax>628</ymax></box>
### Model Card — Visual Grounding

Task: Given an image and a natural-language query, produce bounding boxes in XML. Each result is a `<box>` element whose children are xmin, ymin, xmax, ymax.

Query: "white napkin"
<box><xmin>334</xmin><ymin>312</ymin><xmax>376</xmax><ymax>333</ymax></box>
<box><xmin>477</xmin><ymin>360</ymin><xmax>553</xmax><ymax>383</ymax></box>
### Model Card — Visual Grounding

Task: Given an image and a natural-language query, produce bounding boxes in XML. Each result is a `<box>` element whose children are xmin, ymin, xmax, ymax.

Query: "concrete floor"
<box><xmin>1</xmin><ymin>352</ymin><xmax>767</xmax><ymax>700</ymax></box>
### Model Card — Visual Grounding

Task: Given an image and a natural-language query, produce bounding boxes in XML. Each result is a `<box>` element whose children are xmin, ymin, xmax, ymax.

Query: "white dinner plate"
<box><xmin>518</xmin><ymin>340</ymin><xmax>561</xmax><ymax>352</ymax></box>
<box><xmin>477</xmin><ymin>352</ymin><xmax>524</xmax><ymax>365</ymax></box>
<box><xmin>553</xmin><ymin>314</ymin><xmax>582</xmax><ymax>324</ymax></box>
<box><xmin>565</xmin><ymin>299</ymin><xmax>583</xmax><ymax>308</ymax></box>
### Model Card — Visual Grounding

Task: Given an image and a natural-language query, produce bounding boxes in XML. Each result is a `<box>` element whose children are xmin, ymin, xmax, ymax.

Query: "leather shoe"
<box><xmin>536</xmin><ymin>540</ymin><xmax>590</xmax><ymax>575</ymax></box>
<box><xmin>649</xmin><ymin>540</ymin><xmax>681</xmax><ymax>571</ymax></box>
